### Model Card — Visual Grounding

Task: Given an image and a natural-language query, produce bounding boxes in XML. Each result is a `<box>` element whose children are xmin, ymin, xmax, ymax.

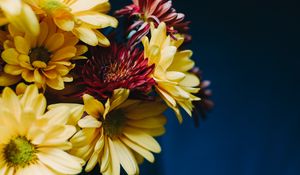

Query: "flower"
<box><xmin>77</xmin><ymin>43</ymin><xmax>155</xmax><ymax>100</ymax></box>
<box><xmin>0</xmin><ymin>0</ymin><xmax>40</xmax><ymax>36</ymax></box>
<box><xmin>142</xmin><ymin>22</ymin><xmax>200</xmax><ymax>123</ymax></box>
<box><xmin>1</xmin><ymin>18</ymin><xmax>87</xmax><ymax>90</ymax></box>
<box><xmin>0</xmin><ymin>29</ymin><xmax>21</xmax><ymax>86</ymax></box>
<box><xmin>25</xmin><ymin>0</ymin><xmax>118</xmax><ymax>46</ymax></box>
<box><xmin>116</xmin><ymin>0</ymin><xmax>190</xmax><ymax>44</ymax></box>
<box><xmin>190</xmin><ymin>67</ymin><xmax>214</xmax><ymax>127</ymax></box>
<box><xmin>0</xmin><ymin>85</ymin><xmax>84</xmax><ymax>174</ymax></box>
<box><xmin>70</xmin><ymin>89</ymin><xmax>167</xmax><ymax>175</ymax></box>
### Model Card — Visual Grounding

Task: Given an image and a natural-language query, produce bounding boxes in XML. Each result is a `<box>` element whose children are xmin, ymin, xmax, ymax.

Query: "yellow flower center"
<box><xmin>103</xmin><ymin>110</ymin><xmax>127</xmax><ymax>138</ymax></box>
<box><xmin>29</xmin><ymin>47</ymin><xmax>51</xmax><ymax>63</ymax></box>
<box><xmin>3</xmin><ymin>136</ymin><xmax>37</xmax><ymax>167</ymax></box>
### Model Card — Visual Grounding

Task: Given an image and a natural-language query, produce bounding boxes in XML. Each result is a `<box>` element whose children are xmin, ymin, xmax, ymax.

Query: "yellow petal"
<box><xmin>159</xmin><ymin>46</ymin><xmax>177</xmax><ymax>70</ymax></box>
<box><xmin>113</xmin><ymin>139</ymin><xmax>138</xmax><ymax>175</ymax></box>
<box><xmin>21</xmin><ymin>69</ymin><xmax>34</xmax><ymax>82</ymax></box>
<box><xmin>32</xmin><ymin>61</ymin><xmax>47</xmax><ymax>68</ymax></box>
<box><xmin>180</xmin><ymin>73</ymin><xmax>200</xmax><ymax>87</ymax></box>
<box><xmin>2</xmin><ymin>48</ymin><xmax>20</xmax><ymax>65</ymax></box>
<box><xmin>34</xmin><ymin>69</ymin><xmax>44</xmax><ymax>83</ymax></box>
<box><xmin>45</xmin><ymin>33</ymin><xmax>64</xmax><ymax>52</ymax></box>
<box><xmin>37</xmin><ymin>148</ymin><xmax>82</xmax><ymax>174</ymax></box>
<box><xmin>42</xmin><ymin>106</ymin><xmax>70</xmax><ymax>125</ymax></box>
<box><xmin>73</xmin><ymin>27</ymin><xmax>98</xmax><ymax>46</ymax></box>
<box><xmin>123</xmin><ymin>127</ymin><xmax>161</xmax><ymax>153</ymax></box>
<box><xmin>14</xmin><ymin>36</ymin><xmax>30</xmax><ymax>54</ymax></box>
<box><xmin>108</xmin><ymin>138</ymin><xmax>120</xmax><ymax>175</ymax></box>
<box><xmin>83</xmin><ymin>94</ymin><xmax>104</xmax><ymax>117</ymax></box>
<box><xmin>37</xmin><ymin>22</ymin><xmax>49</xmax><ymax>47</ymax></box>
<box><xmin>46</xmin><ymin>76</ymin><xmax>65</xmax><ymax>90</ymax></box>
<box><xmin>95</xmin><ymin>30</ymin><xmax>110</xmax><ymax>47</ymax></box>
<box><xmin>109</xmin><ymin>88</ymin><xmax>130</xmax><ymax>112</ymax></box>
<box><xmin>166</xmin><ymin>71</ymin><xmax>186</xmax><ymax>82</ymax></box>
<box><xmin>4</xmin><ymin>64</ymin><xmax>23</xmax><ymax>75</ymax></box>
<box><xmin>2</xmin><ymin>87</ymin><xmax>21</xmax><ymax>118</ymax></box>
<box><xmin>76</xmin><ymin>12</ymin><xmax>118</xmax><ymax>28</ymax></box>
<box><xmin>51</xmin><ymin>46</ymin><xmax>76</xmax><ymax>61</ymax></box>
<box><xmin>54</xmin><ymin>17</ymin><xmax>74</xmax><ymax>32</ymax></box>
<box><xmin>127</xmin><ymin>115</ymin><xmax>167</xmax><ymax>129</ymax></box>
<box><xmin>78</xmin><ymin>115</ymin><xmax>102</xmax><ymax>128</ymax></box>
<box><xmin>69</xmin><ymin>0</ymin><xmax>108</xmax><ymax>13</ymax></box>
<box><xmin>168</xmin><ymin>50</ymin><xmax>194</xmax><ymax>72</ymax></box>
<box><xmin>125</xmin><ymin>101</ymin><xmax>167</xmax><ymax>120</ymax></box>
<box><xmin>0</xmin><ymin>72</ymin><xmax>21</xmax><ymax>86</ymax></box>
<box><xmin>120</xmin><ymin>136</ymin><xmax>155</xmax><ymax>163</ymax></box>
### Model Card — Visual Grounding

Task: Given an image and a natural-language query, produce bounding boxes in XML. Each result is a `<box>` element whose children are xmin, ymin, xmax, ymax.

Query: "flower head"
<box><xmin>26</xmin><ymin>0</ymin><xmax>118</xmax><ymax>46</ymax></box>
<box><xmin>142</xmin><ymin>22</ymin><xmax>200</xmax><ymax>123</ymax></box>
<box><xmin>0</xmin><ymin>85</ymin><xmax>84</xmax><ymax>174</ymax></box>
<box><xmin>190</xmin><ymin>67</ymin><xmax>214</xmax><ymax>127</ymax></box>
<box><xmin>1</xmin><ymin>18</ymin><xmax>87</xmax><ymax>90</ymax></box>
<box><xmin>0</xmin><ymin>29</ymin><xmax>21</xmax><ymax>86</ymax></box>
<box><xmin>77</xmin><ymin>43</ymin><xmax>155</xmax><ymax>100</ymax></box>
<box><xmin>70</xmin><ymin>89</ymin><xmax>167</xmax><ymax>175</ymax></box>
<box><xmin>116</xmin><ymin>0</ymin><xmax>190</xmax><ymax>44</ymax></box>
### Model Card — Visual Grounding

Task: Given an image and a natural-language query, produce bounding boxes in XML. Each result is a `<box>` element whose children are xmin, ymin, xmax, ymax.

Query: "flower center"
<box><xmin>29</xmin><ymin>47</ymin><xmax>51</xmax><ymax>63</ymax></box>
<box><xmin>102</xmin><ymin>110</ymin><xmax>127</xmax><ymax>138</ymax></box>
<box><xmin>3</xmin><ymin>136</ymin><xmax>37</xmax><ymax>167</ymax></box>
<box><xmin>104</xmin><ymin>63</ymin><xmax>130</xmax><ymax>83</ymax></box>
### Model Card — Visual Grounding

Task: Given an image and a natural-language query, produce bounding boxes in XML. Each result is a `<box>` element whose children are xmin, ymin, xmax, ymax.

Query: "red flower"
<box><xmin>116</xmin><ymin>0</ymin><xmax>190</xmax><ymax>44</ymax></box>
<box><xmin>76</xmin><ymin>43</ymin><xmax>155</xmax><ymax>100</ymax></box>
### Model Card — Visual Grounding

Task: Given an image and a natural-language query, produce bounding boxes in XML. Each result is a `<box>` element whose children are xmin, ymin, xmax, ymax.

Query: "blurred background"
<box><xmin>111</xmin><ymin>1</ymin><xmax>300</xmax><ymax>175</ymax></box>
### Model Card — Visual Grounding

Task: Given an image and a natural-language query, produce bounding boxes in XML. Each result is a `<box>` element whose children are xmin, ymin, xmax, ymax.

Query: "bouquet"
<box><xmin>0</xmin><ymin>0</ymin><xmax>213</xmax><ymax>174</ymax></box>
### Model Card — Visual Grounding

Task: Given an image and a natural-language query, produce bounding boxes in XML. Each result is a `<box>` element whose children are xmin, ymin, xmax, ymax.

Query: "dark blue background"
<box><xmin>111</xmin><ymin>1</ymin><xmax>300</xmax><ymax>175</ymax></box>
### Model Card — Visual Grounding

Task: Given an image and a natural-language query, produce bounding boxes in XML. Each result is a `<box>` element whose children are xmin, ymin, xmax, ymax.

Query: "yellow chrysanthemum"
<box><xmin>0</xmin><ymin>29</ymin><xmax>21</xmax><ymax>86</ymax></box>
<box><xmin>24</xmin><ymin>0</ymin><xmax>118</xmax><ymax>46</ymax></box>
<box><xmin>69</xmin><ymin>89</ymin><xmax>167</xmax><ymax>175</ymax></box>
<box><xmin>0</xmin><ymin>0</ymin><xmax>39</xmax><ymax>36</ymax></box>
<box><xmin>142</xmin><ymin>22</ymin><xmax>201</xmax><ymax>123</ymax></box>
<box><xmin>1</xmin><ymin>18</ymin><xmax>87</xmax><ymax>90</ymax></box>
<box><xmin>0</xmin><ymin>85</ymin><xmax>84</xmax><ymax>174</ymax></box>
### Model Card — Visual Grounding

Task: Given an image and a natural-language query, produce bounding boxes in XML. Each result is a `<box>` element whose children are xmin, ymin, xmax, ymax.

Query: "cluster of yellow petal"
<box><xmin>142</xmin><ymin>22</ymin><xmax>201</xmax><ymax>123</ymax></box>
<box><xmin>1</xmin><ymin>18</ymin><xmax>87</xmax><ymax>90</ymax></box>
<box><xmin>0</xmin><ymin>29</ymin><xmax>21</xmax><ymax>86</ymax></box>
<box><xmin>0</xmin><ymin>85</ymin><xmax>84</xmax><ymax>175</ymax></box>
<box><xmin>0</xmin><ymin>0</ymin><xmax>117</xmax><ymax>46</ymax></box>
<box><xmin>64</xmin><ymin>89</ymin><xmax>167</xmax><ymax>175</ymax></box>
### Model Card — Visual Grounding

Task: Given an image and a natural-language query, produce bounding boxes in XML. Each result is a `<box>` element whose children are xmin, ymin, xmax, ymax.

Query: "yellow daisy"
<box><xmin>0</xmin><ymin>85</ymin><xmax>84</xmax><ymax>174</ymax></box>
<box><xmin>70</xmin><ymin>89</ymin><xmax>167</xmax><ymax>175</ymax></box>
<box><xmin>0</xmin><ymin>0</ymin><xmax>39</xmax><ymax>36</ymax></box>
<box><xmin>1</xmin><ymin>18</ymin><xmax>87</xmax><ymax>90</ymax></box>
<box><xmin>142</xmin><ymin>22</ymin><xmax>201</xmax><ymax>123</ymax></box>
<box><xmin>25</xmin><ymin>0</ymin><xmax>118</xmax><ymax>46</ymax></box>
<box><xmin>0</xmin><ymin>29</ymin><xmax>21</xmax><ymax>86</ymax></box>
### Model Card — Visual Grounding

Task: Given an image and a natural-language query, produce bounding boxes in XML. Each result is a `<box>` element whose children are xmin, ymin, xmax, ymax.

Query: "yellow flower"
<box><xmin>25</xmin><ymin>0</ymin><xmax>118</xmax><ymax>46</ymax></box>
<box><xmin>0</xmin><ymin>85</ymin><xmax>84</xmax><ymax>174</ymax></box>
<box><xmin>1</xmin><ymin>18</ymin><xmax>87</xmax><ymax>90</ymax></box>
<box><xmin>0</xmin><ymin>0</ymin><xmax>39</xmax><ymax>36</ymax></box>
<box><xmin>0</xmin><ymin>29</ymin><xmax>21</xmax><ymax>86</ymax></box>
<box><xmin>69</xmin><ymin>89</ymin><xmax>167</xmax><ymax>175</ymax></box>
<box><xmin>142</xmin><ymin>22</ymin><xmax>201</xmax><ymax>123</ymax></box>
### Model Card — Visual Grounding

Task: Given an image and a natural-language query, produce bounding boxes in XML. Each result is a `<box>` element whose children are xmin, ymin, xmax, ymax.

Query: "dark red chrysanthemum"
<box><xmin>76</xmin><ymin>43</ymin><xmax>155</xmax><ymax>100</ymax></box>
<box><xmin>115</xmin><ymin>0</ymin><xmax>190</xmax><ymax>45</ymax></box>
<box><xmin>191</xmin><ymin>68</ymin><xmax>214</xmax><ymax>127</ymax></box>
